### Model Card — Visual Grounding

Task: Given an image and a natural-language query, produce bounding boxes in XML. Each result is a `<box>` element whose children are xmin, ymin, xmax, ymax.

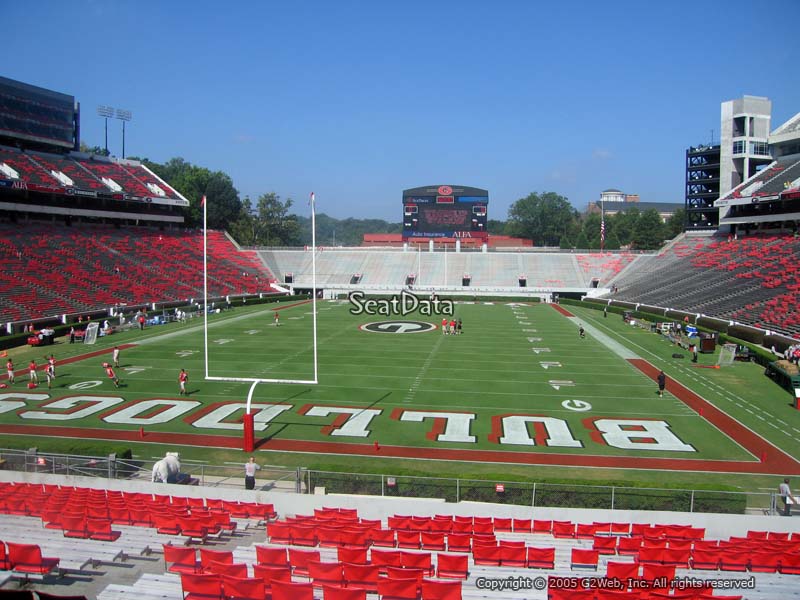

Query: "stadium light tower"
<box><xmin>115</xmin><ymin>109</ymin><xmax>132</xmax><ymax>158</ymax></box>
<box><xmin>96</xmin><ymin>105</ymin><xmax>114</xmax><ymax>155</ymax></box>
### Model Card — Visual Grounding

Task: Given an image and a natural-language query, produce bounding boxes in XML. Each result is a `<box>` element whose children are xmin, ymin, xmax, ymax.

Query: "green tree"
<box><xmin>255</xmin><ymin>192</ymin><xmax>302</xmax><ymax>246</ymax></box>
<box><xmin>227</xmin><ymin>197</ymin><xmax>257</xmax><ymax>246</ymax></box>
<box><xmin>486</xmin><ymin>219</ymin><xmax>507</xmax><ymax>235</ymax></box>
<box><xmin>295</xmin><ymin>214</ymin><xmax>403</xmax><ymax>246</ymax></box>
<box><xmin>559</xmin><ymin>235</ymin><xmax>573</xmax><ymax>250</ymax></box>
<box><xmin>140</xmin><ymin>157</ymin><xmax>242</xmax><ymax>230</ymax></box>
<box><xmin>666</xmin><ymin>207</ymin><xmax>686</xmax><ymax>238</ymax></box>
<box><xmin>506</xmin><ymin>192</ymin><xmax>577</xmax><ymax>246</ymax></box>
<box><xmin>581</xmin><ymin>213</ymin><xmax>603</xmax><ymax>248</ymax></box>
<box><xmin>612</xmin><ymin>207</ymin><xmax>640</xmax><ymax>247</ymax></box>
<box><xmin>631</xmin><ymin>208</ymin><xmax>666</xmax><ymax>250</ymax></box>
<box><xmin>604</xmin><ymin>230</ymin><xmax>621</xmax><ymax>250</ymax></box>
<box><xmin>79</xmin><ymin>142</ymin><xmax>109</xmax><ymax>156</ymax></box>
<box><xmin>574</xmin><ymin>231</ymin><xmax>589</xmax><ymax>249</ymax></box>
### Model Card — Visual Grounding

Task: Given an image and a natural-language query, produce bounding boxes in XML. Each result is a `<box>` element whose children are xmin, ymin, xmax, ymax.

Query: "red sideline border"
<box><xmin>0</xmin><ymin>306</ymin><xmax>798</xmax><ymax>474</ymax></box>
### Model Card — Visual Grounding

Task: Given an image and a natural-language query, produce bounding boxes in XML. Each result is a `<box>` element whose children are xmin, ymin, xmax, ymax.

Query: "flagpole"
<box><xmin>600</xmin><ymin>196</ymin><xmax>605</xmax><ymax>253</ymax></box>
<box><xmin>311</xmin><ymin>192</ymin><xmax>318</xmax><ymax>383</ymax></box>
<box><xmin>202</xmin><ymin>195</ymin><xmax>209</xmax><ymax>380</ymax></box>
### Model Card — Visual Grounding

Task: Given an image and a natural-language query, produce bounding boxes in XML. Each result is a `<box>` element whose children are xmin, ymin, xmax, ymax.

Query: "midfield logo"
<box><xmin>349</xmin><ymin>290</ymin><xmax>454</xmax><ymax>316</ymax></box>
<box><xmin>360</xmin><ymin>321</ymin><xmax>437</xmax><ymax>334</ymax></box>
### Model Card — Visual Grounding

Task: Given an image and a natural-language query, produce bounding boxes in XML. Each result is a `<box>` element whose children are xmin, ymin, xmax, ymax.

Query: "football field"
<box><xmin>3</xmin><ymin>297</ymin><xmax>800</xmax><ymax>491</ymax></box>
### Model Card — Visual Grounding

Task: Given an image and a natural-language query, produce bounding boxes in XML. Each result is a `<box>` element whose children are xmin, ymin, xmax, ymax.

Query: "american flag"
<box><xmin>600</xmin><ymin>218</ymin><xmax>605</xmax><ymax>242</ymax></box>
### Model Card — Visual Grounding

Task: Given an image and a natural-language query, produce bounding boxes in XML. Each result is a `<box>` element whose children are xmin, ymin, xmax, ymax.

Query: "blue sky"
<box><xmin>4</xmin><ymin>0</ymin><xmax>799</xmax><ymax>221</ymax></box>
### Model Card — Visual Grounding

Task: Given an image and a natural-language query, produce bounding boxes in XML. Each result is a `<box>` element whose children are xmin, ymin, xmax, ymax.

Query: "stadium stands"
<box><xmin>27</xmin><ymin>151</ymin><xmax>109</xmax><ymax>192</ymax></box>
<box><xmin>5</xmin><ymin>475</ymin><xmax>800</xmax><ymax>599</ymax></box>
<box><xmin>263</xmin><ymin>249</ymin><xmax>633</xmax><ymax>290</ymax></box>
<box><xmin>721</xmin><ymin>155</ymin><xmax>800</xmax><ymax>201</ymax></box>
<box><xmin>0</xmin><ymin>146</ymin><xmax>61</xmax><ymax>190</ymax></box>
<box><xmin>607</xmin><ymin>233</ymin><xmax>800</xmax><ymax>337</ymax></box>
<box><xmin>0</xmin><ymin>224</ymin><xmax>275</xmax><ymax>324</ymax></box>
<box><xmin>0</xmin><ymin>144</ymin><xmax>184</xmax><ymax>201</ymax></box>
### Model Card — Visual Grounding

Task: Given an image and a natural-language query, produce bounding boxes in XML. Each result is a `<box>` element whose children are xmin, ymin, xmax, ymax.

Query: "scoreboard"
<box><xmin>0</xmin><ymin>76</ymin><xmax>78</xmax><ymax>151</ymax></box>
<box><xmin>402</xmin><ymin>185</ymin><xmax>488</xmax><ymax>240</ymax></box>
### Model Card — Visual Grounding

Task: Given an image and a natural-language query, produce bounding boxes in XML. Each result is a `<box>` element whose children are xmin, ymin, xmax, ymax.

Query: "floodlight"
<box><xmin>114</xmin><ymin>109</ymin><xmax>133</xmax><ymax>158</ymax></box>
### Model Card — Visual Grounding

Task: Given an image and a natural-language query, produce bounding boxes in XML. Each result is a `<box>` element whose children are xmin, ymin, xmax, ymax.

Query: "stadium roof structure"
<box><xmin>771</xmin><ymin>111</ymin><xmax>800</xmax><ymax>139</ymax></box>
<box><xmin>715</xmin><ymin>155</ymin><xmax>800</xmax><ymax>222</ymax></box>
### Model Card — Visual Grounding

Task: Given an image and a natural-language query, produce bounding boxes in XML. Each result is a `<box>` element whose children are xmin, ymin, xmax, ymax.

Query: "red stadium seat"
<box><xmin>436</xmin><ymin>553</ymin><xmax>468</xmax><ymax>579</ymax></box>
<box><xmin>252</xmin><ymin>564</ymin><xmax>291</xmax><ymax>588</ymax></box>
<box><xmin>605</xmin><ymin>560</ymin><xmax>639</xmax><ymax>582</ymax></box>
<box><xmin>592</xmin><ymin>535</ymin><xmax>617</xmax><ymax>555</ymax></box>
<box><xmin>377</xmin><ymin>576</ymin><xmax>419</xmax><ymax>600</ymax></box>
<box><xmin>179</xmin><ymin>572</ymin><xmax>223</xmax><ymax>600</ymax></box>
<box><xmin>421</xmin><ymin>578</ymin><xmax>462</xmax><ymax>600</ymax></box>
<box><xmin>270</xmin><ymin>579</ymin><xmax>314</xmax><ymax>600</ymax></box>
<box><xmin>571</xmin><ymin>548</ymin><xmax>599</xmax><ymax>570</ymax></box>
<box><xmin>472</xmin><ymin>543</ymin><xmax>501</xmax><ymax>566</ymax></box>
<box><xmin>342</xmin><ymin>563</ymin><xmax>380</xmax><ymax>592</ymax></box>
<box><xmin>199</xmin><ymin>549</ymin><xmax>232</xmax><ymax>572</ymax></box>
<box><xmin>221</xmin><ymin>574</ymin><xmax>265</xmax><ymax>600</ymax></box>
<box><xmin>255</xmin><ymin>546</ymin><xmax>288</xmax><ymax>568</ymax></box>
<box><xmin>6</xmin><ymin>543</ymin><xmax>60</xmax><ymax>576</ymax></box>
<box><xmin>308</xmin><ymin>561</ymin><xmax>344</xmax><ymax>588</ymax></box>
<box><xmin>322</xmin><ymin>584</ymin><xmax>367</xmax><ymax>600</ymax></box>
<box><xmin>289</xmin><ymin>548</ymin><xmax>320</xmax><ymax>577</ymax></box>
<box><xmin>337</xmin><ymin>546</ymin><xmax>367</xmax><ymax>565</ymax></box>
<box><xmin>526</xmin><ymin>547</ymin><xmax>555</xmax><ymax>569</ymax></box>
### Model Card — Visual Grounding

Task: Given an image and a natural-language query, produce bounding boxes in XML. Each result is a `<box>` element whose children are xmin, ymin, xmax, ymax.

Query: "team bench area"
<box><xmin>765</xmin><ymin>360</ymin><xmax>800</xmax><ymax>406</ymax></box>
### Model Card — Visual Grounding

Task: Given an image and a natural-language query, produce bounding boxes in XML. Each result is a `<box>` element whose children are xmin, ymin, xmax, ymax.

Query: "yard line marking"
<box><xmin>404</xmin><ymin>332</ymin><xmax>445</xmax><ymax>404</ymax></box>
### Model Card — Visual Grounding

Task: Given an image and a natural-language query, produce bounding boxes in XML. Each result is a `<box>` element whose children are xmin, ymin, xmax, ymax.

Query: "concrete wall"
<box><xmin>2</xmin><ymin>470</ymin><xmax>799</xmax><ymax>541</ymax></box>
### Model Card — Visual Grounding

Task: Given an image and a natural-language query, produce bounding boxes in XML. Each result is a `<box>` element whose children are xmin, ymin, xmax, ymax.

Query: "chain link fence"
<box><xmin>0</xmin><ymin>448</ymin><xmax>776</xmax><ymax>515</ymax></box>
<box><xmin>306</xmin><ymin>470</ymin><xmax>774</xmax><ymax>515</ymax></box>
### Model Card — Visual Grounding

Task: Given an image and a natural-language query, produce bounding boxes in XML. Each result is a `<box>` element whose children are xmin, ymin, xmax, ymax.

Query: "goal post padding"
<box><xmin>717</xmin><ymin>343</ymin><xmax>737</xmax><ymax>367</ymax></box>
<box><xmin>83</xmin><ymin>322</ymin><xmax>99</xmax><ymax>345</ymax></box>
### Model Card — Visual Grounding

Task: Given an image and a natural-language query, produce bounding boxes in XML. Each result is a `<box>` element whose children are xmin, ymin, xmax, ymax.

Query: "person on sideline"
<box><xmin>657</xmin><ymin>370</ymin><xmax>666</xmax><ymax>397</ymax></box>
<box><xmin>113</xmin><ymin>346</ymin><xmax>120</xmax><ymax>368</ymax></box>
<box><xmin>44</xmin><ymin>359</ymin><xmax>55</xmax><ymax>389</ymax></box>
<box><xmin>6</xmin><ymin>358</ymin><xmax>14</xmax><ymax>385</ymax></box>
<box><xmin>780</xmin><ymin>478</ymin><xmax>793</xmax><ymax>516</ymax></box>
<box><xmin>245</xmin><ymin>456</ymin><xmax>261</xmax><ymax>490</ymax></box>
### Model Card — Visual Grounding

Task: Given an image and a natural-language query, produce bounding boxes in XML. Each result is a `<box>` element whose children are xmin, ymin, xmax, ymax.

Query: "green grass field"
<box><xmin>2</xmin><ymin>298</ymin><xmax>798</xmax><ymax>494</ymax></box>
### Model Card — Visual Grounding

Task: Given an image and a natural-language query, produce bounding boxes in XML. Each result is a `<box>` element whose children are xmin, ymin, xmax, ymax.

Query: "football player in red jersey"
<box><xmin>103</xmin><ymin>362</ymin><xmax>120</xmax><ymax>388</ymax></box>
<box><xmin>179</xmin><ymin>368</ymin><xmax>189</xmax><ymax>395</ymax></box>
<box><xmin>28</xmin><ymin>360</ymin><xmax>38</xmax><ymax>384</ymax></box>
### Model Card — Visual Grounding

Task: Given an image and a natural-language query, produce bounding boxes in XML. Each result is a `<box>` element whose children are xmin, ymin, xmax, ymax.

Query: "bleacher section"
<box><xmin>607</xmin><ymin>234</ymin><xmax>800</xmax><ymax>337</ymax></box>
<box><xmin>722</xmin><ymin>155</ymin><xmax>800</xmax><ymax>202</ymax></box>
<box><xmin>0</xmin><ymin>144</ymin><xmax>184</xmax><ymax>201</ymax></box>
<box><xmin>0</xmin><ymin>146</ymin><xmax>61</xmax><ymax>190</ymax></box>
<box><xmin>2</xmin><ymin>477</ymin><xmax>797</xmax><ymax>599</ymax></box>
<box><xmin>263</xmin><ymin>250</ymin><xmax>634</xmax><ymax>290</ymax></box>
<box><xmin>0</xmin><ymin>225</ymin><xmax>275</xmax><ymax>323</ymax></box>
